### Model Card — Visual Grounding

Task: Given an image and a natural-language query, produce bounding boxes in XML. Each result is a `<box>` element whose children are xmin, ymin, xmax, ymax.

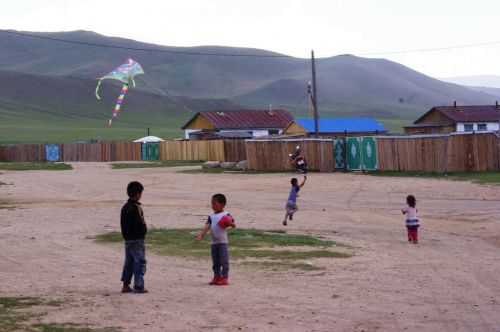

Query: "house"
<box><xmin>182</xmin><ymin>109</ymin><xmax>294</xmax><ymax>139</ymax></box>
<box><xmin>404</xmin><ymin>104</ymin><xmax>500</xmax><ymax>134</ymax></box>
<box><xmin>283</xmin><ymin>117</ymin><xmax>386</xmax><ymax>137</ymax></box>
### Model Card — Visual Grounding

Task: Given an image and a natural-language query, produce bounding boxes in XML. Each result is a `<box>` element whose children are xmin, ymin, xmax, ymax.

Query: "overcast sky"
<box><xmin>2</xmin><ymin>0</ymin><xmax>500</xmax><ymax>78</ymax></box>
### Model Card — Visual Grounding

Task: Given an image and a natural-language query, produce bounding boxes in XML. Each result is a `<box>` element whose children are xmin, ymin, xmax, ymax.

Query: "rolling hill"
<box><xmin>0</xmin><ymin>70</ymin><xmax>239</xmax><ymax>143</ymax></box>
<box><xmin>1</xmin><ymin>29</ymin><xmax>499</xmax><ymax>142</ymax></box>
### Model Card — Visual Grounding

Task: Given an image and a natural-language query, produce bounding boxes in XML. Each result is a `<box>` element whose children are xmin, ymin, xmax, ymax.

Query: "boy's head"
<box><xmin>211</xmin><ymin>193</ymin><xmax>227</xmax><ymax>212</ymax></box>
<box><xmin>127</xmin><ymin>181</ymin><xmax>144</xmax><ymax>200</ymax></box>
<box><xmin>291</xmin><ymin>178</ymin><xmax>298</xmax><ymax>186</ymax></box>
<box><xmin>406</xmin><ymin>195</ymin><xmax>416</xmax><ymax>208</ymax></box>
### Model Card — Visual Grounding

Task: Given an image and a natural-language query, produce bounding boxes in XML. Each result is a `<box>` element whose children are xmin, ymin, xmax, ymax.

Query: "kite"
<box><xmin>289</xmin><ymin>145</ymin><xmax>308</xmax><ymax>174</ymax></box>
<box><xmin>95</xmin><ymin>58</ymin><xmax>144</xmax><ymax>126</ymax></box>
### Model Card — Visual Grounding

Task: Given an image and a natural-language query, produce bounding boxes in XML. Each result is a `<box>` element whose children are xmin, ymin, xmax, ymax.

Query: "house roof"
<box><xmin>296</xmin><ymin>117</ymin><xmax>386</xmax><ymax>133</ymax></box>
<box><xmin>415</xmin><ymin>105</ymin><xmax>500</xmax><ymax>124</ymax></box>
<box><xmin>182</xmin><ymin>109</ymin><xmax>293</xmax><ymax>130</ymax></box>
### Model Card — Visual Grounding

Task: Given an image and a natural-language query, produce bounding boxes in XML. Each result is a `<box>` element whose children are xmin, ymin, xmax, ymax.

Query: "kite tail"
<box><xmin>131</xmin><ymin>78</ymin><xmax>136</xmax><ymax>88</ymax></box>
<box><xmin>95</xmin><ymin>80</ymin><xmax>103</xmax><ymax>100</ymax></box>
<box><xmin>108</xmin><ymin>83</ymin><xmax>129</xmax><ymax>127</ymax></box>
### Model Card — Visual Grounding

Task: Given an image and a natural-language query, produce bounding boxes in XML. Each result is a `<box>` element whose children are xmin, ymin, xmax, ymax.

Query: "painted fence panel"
<box><xmin>334</xmin><ymin>139</ymin><xmax>346</xmax><ymax>170</ymax></box>
<box><xmin>45</xmin><ymin>144</ymin><xmax>60</xmax><ymax>162</ymax></box>
<box><xmin>361</xmin><ymin>137</ymin><xmax>377</xmax><ymax>171</ymax></box>
<box><xmin>346</xmin><ymin>138</ymin><xmax>362</xmax><ymax>170</ymax></box>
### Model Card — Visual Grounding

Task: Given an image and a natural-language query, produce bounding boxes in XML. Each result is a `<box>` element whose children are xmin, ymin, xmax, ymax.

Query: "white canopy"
<box><xmin>133</xmin><ymin>136</ymin><xmax>165</xmax><ymax>143</ymax></box>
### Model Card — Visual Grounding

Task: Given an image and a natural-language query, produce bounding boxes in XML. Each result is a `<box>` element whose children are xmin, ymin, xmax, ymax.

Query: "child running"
<box><xmin>196</xmin><ymin>193</ymin><xmax>236</xmax><ymax>286</ymax></box>
<box><xmin>120</xmin><ymin>181</ymin><xmax>148</xmax><ymax>294</ymax></box>
<box><xmin>283</xmin><ymin>175</ymin><xmax>307</xmax><ymax>226</ymax></box>
<box><xmin>402</xmin><ymin>195</ymin><xmax>419</xmax><ymax>244</ymax></box>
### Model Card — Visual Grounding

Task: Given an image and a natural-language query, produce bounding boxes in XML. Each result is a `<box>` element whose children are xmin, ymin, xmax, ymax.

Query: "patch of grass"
<box><xmin>0</xmin><ymin>296</ymin><xmax>116</xmax><ymax>332</ymax></box>
<box><xmin>96</xmin><ymin>228</ymin><xmax>351</xmax><ymax>271</ymax></box>
<box><xmin>0</xmin><ymin>162</ymin><xmax>72</xmax><ymax>171</ymax></box>
<box><xmin>33</xmin><ymin>323</ymin><xmax>118</xmax><ymax>332</ymax></box>
<box><xmin>368</xmin><ymin>171</ymin><xmax>500</xmax><ymax>185</ymax></box>
<box><xmin>112</xmin><ymin>160</ymin><xmax>204</xmax><ymax>169</ymax></box>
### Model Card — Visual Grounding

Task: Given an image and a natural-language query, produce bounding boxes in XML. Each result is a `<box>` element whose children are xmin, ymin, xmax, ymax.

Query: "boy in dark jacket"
<box><xmin>120</xmin><ymin>181</ymin><xmax>148</xmax><ymax>293</ymax></box>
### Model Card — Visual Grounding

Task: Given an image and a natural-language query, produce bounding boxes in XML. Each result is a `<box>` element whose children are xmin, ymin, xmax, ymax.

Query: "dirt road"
<box><xmin>1</xmin><ymin>163</ymin><xmax>499</xmax><ymax>331</ymax></box>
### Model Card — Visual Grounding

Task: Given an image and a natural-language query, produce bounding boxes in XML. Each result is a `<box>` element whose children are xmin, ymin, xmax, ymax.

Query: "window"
<box><xmin>478</xmin><ymin>123</ymin><xmax>487</xmax><ymax>131</ymax></box>
<box><xmin>268</xmin><ymin>129</ymin><xmax>279</xmax><ymax>135</ymax></box>
<box><xmin>464</xmin><ymin>124</ymin><xmax>474</xmax><ymax>132</ymax></box>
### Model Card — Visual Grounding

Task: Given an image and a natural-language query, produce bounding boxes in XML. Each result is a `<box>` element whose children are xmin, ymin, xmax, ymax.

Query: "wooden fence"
<box><xmin>159</xmin><ymin>140</ymin><xmax>225</xmax><ymax>161</ymax></box>
<box><xmin>61</xmin><ymin>142</ymin><xmax>142</xmax><ymax>162</ymax></box>
<box><xmin>377</xmin><ymin>133</ymin><xmax>500</xmax><ymax>172</ymax></box>
<box><xmin>0</xmin><ymin>144</ymin><xmax>46</xmax><ymax>162</ymax></box>
<box><xmin>246</xmin><ymin>139</ymin><xmax>334</xmax><ymax>172</ymax></box>
<box><xmin>2</xmin><ymin>134</ymin><xmax>499</xmax><ymax>173</ymax></box>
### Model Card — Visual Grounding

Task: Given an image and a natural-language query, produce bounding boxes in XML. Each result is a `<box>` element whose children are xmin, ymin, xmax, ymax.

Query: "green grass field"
<box><xmin>96</xmin><ymin>228</ymin><xmax>351</xmax><ymax>271</ymax></box>
<box><xmin>0</xmin><ymin>162</ymin><xmax>72</xmax><ymax>171</ymax></box>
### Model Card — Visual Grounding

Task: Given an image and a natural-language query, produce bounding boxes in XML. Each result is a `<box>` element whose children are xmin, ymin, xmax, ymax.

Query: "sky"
<box><xmin>2</xmin><ymin>0</ymin><xmax>500</xmax><ymax>78</ymax></box>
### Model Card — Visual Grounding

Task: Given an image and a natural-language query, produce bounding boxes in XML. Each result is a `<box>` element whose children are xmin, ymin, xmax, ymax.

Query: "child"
<box><xmin>289</xmin><ymin>146</ymin><xmax>308</xmax><ymax>174</ymax></box>
<box><xmin>196</xmin><ymin>194</ymin><xmax>235</xmax><ymax>286</ymax></box>
<box><xmin>402</xmin><ymin>195</ymin><xmax>419</xmax><ymax>244</ymax></box>
<box><xmin>283</xmin><ymin>175</ymin><xmax>307</xmax><ymax>226</ymax></box>
<box><xmin>120</xmin><ymin>181</ymin><xmax>148</xmax><ymax>293</ymax></box>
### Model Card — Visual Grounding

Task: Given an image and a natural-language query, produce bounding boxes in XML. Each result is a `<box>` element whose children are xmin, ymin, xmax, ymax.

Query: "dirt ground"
<box><xmin>1</xmin><ymin>163</ymin><xmax>499</xmax><ymax>332</ymax></box>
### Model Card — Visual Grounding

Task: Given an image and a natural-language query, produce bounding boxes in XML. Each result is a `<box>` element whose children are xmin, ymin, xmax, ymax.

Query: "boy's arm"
<box><xmin>300</xmin><ymin>175</ymin><xmax>307</xmax><ymax>188</ymax></box>
<box><xmin>195</xmin><ymin>223</ymin><xmax>210</xmax><ymax>241</ymax></box>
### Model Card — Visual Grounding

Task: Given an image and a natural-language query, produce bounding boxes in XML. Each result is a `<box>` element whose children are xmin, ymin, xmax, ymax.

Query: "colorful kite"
<box><xmin>95</xmin><ymin>58</ymin><xmax>144</xmax><ymax>126</ymax></box>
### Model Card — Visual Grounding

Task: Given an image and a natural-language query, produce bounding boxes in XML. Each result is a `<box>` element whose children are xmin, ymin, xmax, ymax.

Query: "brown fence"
<box><xmin>377</xmin><ymin>133</ymin><xmax>500</xmax><ymax>172</ymax></box>
<box><xmin>0</xmin><ymin>144</ymin><xmax>46</xmax><ymax>162</ymax></box>
<box><xmin>223</xmin><ymin>140</ymin><xmax>247</xmax><ymax>162</ymax></box>
<box><xmin>159</xmin><ymin>140</ymin><xmax>225</xmax><ymax>161</ymax></box>
<box><xmin>60</xmin><ymin>142</ymin><xmax>141</xmax><ymax>162</ymax></box>
<box><xmin>246</xmin><ymin>139</ymin><xmax>334</xmax><ymax>172</ymax></box>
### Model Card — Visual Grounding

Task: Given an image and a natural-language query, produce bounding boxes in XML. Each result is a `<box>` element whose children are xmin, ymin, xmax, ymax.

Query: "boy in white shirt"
<box><xmin>196</xmin><ymin>194</ymin><xmax>235</xmax><ymax>285</ymax></box>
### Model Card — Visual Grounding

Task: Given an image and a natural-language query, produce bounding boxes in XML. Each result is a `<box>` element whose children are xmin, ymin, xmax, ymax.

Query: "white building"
<box><xmin>405</xmin><ymin>104</ymin><xmax>500</xmax><ymax>134</ymax></box>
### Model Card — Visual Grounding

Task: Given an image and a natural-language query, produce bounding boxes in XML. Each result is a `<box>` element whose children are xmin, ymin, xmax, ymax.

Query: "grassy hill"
<box><xmin>1</xmin><ymin>29</ymin><xmax>499</xmax><ymax>142</ymax></box>
<box><xmin>0</xmin><ymin>70</ymin><xmax>238</xmax><ymax>143</ymax></box>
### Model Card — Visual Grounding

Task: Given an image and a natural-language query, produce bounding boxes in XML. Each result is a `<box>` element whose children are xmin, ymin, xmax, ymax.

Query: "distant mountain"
<box><xmin>1</xmin><ymin>29</ymin><xmax>499</xmax><ymax>142</ymax></box>
<box><xmin>442</xmin><ymin>75</ymin><xmax>500</xmax><ymax>89</ymax></box>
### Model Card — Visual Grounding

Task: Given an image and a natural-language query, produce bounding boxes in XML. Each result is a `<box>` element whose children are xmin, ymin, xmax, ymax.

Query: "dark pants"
<box><xmin>121</xmin><ymin>240</ymin><xmax>146</xmax><ymax>290</ymax></box>
<box><xmin>211</xmin><ymin>243</ymin><xmax>229</xmax><ymax>278</ymax></box>
<box><xmin>407</xmin><ymin>226</ymin><xmax>419</xmax><ymax>243</ymax></box>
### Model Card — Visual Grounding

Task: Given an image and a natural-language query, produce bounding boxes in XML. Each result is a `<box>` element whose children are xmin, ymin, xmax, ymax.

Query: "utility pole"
<box><xmin>311</xmin><ymin>50</ymin><xmax>319</xmax><ymax>137</ymax></box>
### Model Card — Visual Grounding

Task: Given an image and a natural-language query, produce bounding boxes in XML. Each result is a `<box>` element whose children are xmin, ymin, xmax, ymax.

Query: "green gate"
<box><xmin>361</xmin><ymin>137</ymin><xmax>377</xmax><ymax>171</ymax></box>
<box><xmin>347</xmin><ymin>137</ymin><xmax>361</xmax><ymax>170</ymax></box>
<box><xmin>346</xmin><ymin>137</ymin><xmax>378</xmax><ymax>171</ymax></box>
<box><xmin>141</xmin><ymin>143</ymin><xmax>159</xmax><ymax>161</ymax></box>
<box><xmin>334</xmin><ymin>138</ymin><xmax>346</xmax><ymax>170</ymax></box>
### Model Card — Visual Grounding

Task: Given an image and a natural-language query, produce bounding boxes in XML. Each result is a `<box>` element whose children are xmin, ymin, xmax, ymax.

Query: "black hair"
<box><xmin>212</xmin><ymin>193</ymin><xmax>227</xmax><ymax>206</ymax></box>
<box><xmin>406</xmin><ymin>195</ymin><xmax>416</xmax><ymax>208</ymax></box>
<box><xmin>127</xmin><ymin>181</ymin><xmax>144</xmax><ymax>198</ymax></box>
<box><xmin>291</xmin><ymin>178</ymin><xmax>298</xmax><ymax>186</ymax></box>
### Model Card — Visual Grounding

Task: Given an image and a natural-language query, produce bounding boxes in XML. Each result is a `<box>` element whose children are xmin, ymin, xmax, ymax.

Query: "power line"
<box><xmin>0</xmin><ymin>30</ymin><xmax>292</xmax><ymax>58</ymax></box>
<box><xmin>3</xmin><ymin>29</ymin><xmax>500</xmax><ymax>58</ymax></box>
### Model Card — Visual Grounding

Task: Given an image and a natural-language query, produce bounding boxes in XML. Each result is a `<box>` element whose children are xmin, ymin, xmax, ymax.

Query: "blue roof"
<box><xmin>296</xmin><ymin>117</ymin><xmax>386</xmax><ymax>133</ymax></box>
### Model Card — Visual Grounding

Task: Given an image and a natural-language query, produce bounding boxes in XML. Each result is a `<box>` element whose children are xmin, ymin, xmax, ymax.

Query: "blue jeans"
<box><xmin>211</xmin><ymin>243</ymin><xmax>229</xmax><ymax>278</ymax></box>
<box><xmin>121</xmin><ymin>240</ymin><xmax>146</xmax><ymax>290</ymax></box>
